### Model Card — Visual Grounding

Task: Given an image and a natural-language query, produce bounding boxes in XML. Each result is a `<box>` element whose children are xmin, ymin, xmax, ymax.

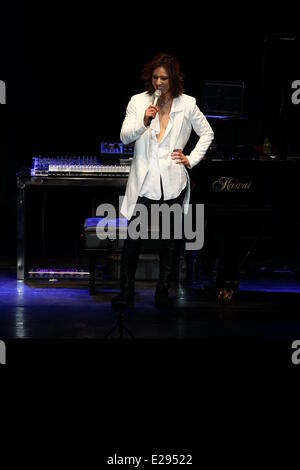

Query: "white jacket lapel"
<box><xmin>169</xmin><ymin>96</ymin><xmax>185</xmax><ymax>151</ymax></box>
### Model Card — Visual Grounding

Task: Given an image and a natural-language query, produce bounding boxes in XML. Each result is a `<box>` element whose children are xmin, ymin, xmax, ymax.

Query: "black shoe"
<box><xmin>111</xmin><ymin>292</ymin><xmax>134</xmax><ymax>310</ymax></box>
<box><xmin>155</xmin><ymin>287</ymin><xmax>173</xmax><ymax>311</ymax></box>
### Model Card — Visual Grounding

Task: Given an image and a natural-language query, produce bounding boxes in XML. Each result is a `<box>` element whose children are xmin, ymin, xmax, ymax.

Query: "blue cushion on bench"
<box><xmin>84</xmin><ymin>217</ymin><xmax>128</xmax><ymax>231</ymax></box>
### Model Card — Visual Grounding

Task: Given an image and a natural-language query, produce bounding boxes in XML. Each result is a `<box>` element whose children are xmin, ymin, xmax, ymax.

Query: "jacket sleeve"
<box><xmin>185</xmin><ymin>100</ymin><xmax>214</xmax><ymax>169</ymax></box>
<box><xmin>120</xmin><ymin>96</ymin><xmax>148</xmax><ymax>145</ymax></box>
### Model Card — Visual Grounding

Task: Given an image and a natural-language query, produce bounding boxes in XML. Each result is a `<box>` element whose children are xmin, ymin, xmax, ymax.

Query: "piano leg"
<box><xmin>17</xmin><ymin>178</ymin><xmax>26</xmax><ymax>280</ymax></box>
<box><xmin>88</xmin><ymin>251</ymin><xmax>96</xmax><ymax>295</ymax></box>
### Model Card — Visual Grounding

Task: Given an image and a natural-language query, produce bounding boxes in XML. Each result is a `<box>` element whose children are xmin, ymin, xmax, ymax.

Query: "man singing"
<box><xmin>112</xmin><ymin>53</ymin><xmax>214</xmax><ymax>311</ymax></box>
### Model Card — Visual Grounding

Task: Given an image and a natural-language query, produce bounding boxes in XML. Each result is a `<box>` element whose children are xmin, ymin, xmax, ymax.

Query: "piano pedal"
<box><xmin>217</xmin><ymin>288</ymin><xmax>238</xmax><ymax>306</ymax></box>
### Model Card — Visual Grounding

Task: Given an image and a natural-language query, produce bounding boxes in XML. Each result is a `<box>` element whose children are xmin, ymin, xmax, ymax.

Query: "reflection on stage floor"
<box><xmin>1</xmin><ymin>267</ymin><xmax>300</xmax><ymax>340</ymax></box>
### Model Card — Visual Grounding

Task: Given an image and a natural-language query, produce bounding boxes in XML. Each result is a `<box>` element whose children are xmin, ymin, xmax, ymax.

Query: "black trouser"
<box><xmin>119</xmin><ymin>184</ymin><xmax>186</xmax><ymax>295</ymax></box>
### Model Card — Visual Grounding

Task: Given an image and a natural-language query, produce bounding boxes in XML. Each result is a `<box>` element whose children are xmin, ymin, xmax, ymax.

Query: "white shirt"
<box><xmin>119</xmin><ymin>92</ymin><xmax>214</xmax><ymax>220</ymax></box>
<box><xmin>139</xmin><ymin>103</ymin><xmax>187</xmax><ymax>200</ymax></box>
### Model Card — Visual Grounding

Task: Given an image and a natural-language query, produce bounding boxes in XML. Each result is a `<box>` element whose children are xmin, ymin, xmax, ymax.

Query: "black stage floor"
<box><xmin>1</xmin><ymin>266</ymin><xmax>300</xmax><ymax>390</ymax></box>
<box><xmin>1</xmin><ymin>267</ymin><xmax>300</xmax><ymax>341</ymax></box>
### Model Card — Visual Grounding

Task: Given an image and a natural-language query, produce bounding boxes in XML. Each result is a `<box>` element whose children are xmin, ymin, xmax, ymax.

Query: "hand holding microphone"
<box><xmin>144</xmin><ymin>89</ymin><xmax>161</xmax><ymax>127</ymax></box>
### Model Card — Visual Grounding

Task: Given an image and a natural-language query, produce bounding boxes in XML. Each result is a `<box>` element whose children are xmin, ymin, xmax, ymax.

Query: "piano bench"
<box><xmin>84</xmin><ymin>217</ymin><xmax>128</xmax><ymax>295</ymax></box>
<box><xmin>84</xmin><ymin>217</ymin><xmax>161</xmax><ymax>295</ymax></box>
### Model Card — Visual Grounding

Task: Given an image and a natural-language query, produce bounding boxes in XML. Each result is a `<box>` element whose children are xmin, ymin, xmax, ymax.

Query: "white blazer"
<box><xmin>120</xmin><ymin>91</ymin><xmax>214</xmax><ymax>220</ymax></box>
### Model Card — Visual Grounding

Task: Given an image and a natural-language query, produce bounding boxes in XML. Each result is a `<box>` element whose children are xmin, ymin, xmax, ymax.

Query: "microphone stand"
<box><xmin>104</xmin><ymin>306</ymin><xmax>135</xmax><ymax>339</ymax></box>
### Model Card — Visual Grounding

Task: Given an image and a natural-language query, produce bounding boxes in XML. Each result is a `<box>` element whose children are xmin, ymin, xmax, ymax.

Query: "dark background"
<box><xmin>1</xmin><ymin>2</ymin><xmax>299</xmax><ymax>262</ymax></box>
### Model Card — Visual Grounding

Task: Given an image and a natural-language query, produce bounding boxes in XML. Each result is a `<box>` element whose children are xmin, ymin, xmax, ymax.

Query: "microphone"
<box><xmin>147</xmin><ymin>89</ymin><xmax>161</xmax><ymax>126</ymax></box>
<box><xmin>152</xmin><ymin>88</ymin><xmax>162</xmax><ymax>106</ymax></box>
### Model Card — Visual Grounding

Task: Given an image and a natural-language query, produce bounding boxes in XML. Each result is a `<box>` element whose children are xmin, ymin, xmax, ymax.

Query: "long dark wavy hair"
<box><xmin>141</xmin><ymin>53</ymin><xmax>184</xmax><ymax>97</ymax></box>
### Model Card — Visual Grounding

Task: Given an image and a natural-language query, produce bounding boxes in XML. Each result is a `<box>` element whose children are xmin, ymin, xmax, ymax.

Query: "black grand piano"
<box><xmin>17</xmin><ymin>153</ymin><xmax>300</xmax><ymax>283</ymax></box>
<box><xmin>188</xmin><ymin>156</ymin><xmax>300</xmax><ymax>287</ymax></box>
